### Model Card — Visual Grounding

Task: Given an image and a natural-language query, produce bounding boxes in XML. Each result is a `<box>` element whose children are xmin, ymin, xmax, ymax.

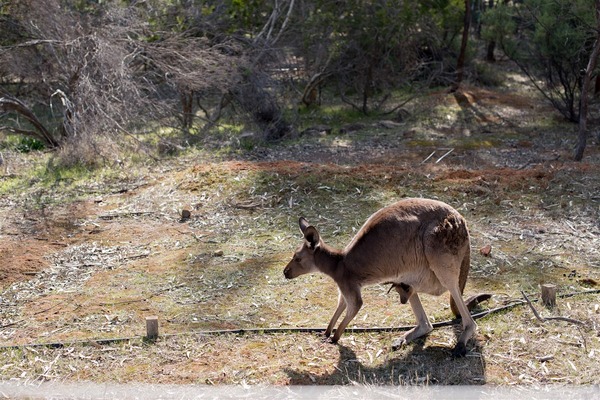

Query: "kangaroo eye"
<box><xmin>294</xmin><ymin>257</ymin><xmax>301</xmax><ymax>263</ymax></box>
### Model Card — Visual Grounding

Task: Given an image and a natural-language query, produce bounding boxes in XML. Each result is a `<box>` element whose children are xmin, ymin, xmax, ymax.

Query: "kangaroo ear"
<box><xmin>299</xmin><ymin>217</ymin><xmax>320</xmax><ymax>249</ymax></box>
<box><xmin>303</xmin><ymin>226</ymin><xmax>320</xmax><ymax>250</ymax></box>
<box><xmin>299</xmin><ymin>217</ymin><xmax>310</xmax><ymax>233</ymax></box>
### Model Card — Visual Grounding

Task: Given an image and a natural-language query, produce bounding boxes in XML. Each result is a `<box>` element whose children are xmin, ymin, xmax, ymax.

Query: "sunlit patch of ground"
<box><xmin>1</xmin><ymin>80</ymin><xmax>599</xmax><ymax>385</ymax></box>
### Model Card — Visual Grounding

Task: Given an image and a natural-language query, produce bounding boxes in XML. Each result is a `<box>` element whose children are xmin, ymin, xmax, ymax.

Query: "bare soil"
<box><xmin>1</xmin><ymin>80</ymin><xmax>599</xmax><ymax>386</ymax></box>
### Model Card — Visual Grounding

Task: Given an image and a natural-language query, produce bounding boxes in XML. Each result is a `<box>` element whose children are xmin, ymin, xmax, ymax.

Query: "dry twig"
<box><xmin>521</xmin><ymin>291</ymin><xmax>585</xmax><ymax>326</ymax></box>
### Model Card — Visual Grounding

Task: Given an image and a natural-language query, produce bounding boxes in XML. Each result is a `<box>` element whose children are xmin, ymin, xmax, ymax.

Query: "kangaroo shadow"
<box><xmin>284</xmin><ymin>327</ymin><xmax>486</xmax><ymax>385</ymax></box>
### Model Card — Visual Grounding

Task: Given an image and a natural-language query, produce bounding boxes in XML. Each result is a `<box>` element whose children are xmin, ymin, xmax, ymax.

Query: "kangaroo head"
<box><xmin>283</xmin><ymin>217</ymin><xmax>321</xmax><ymax>279</ymax></box>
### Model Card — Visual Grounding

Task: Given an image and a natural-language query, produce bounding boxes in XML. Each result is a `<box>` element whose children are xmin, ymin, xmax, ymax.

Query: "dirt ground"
<box><xmin>1</xmin><ymin>81</ymin><xmax>599</xmax><ymax>385</ymax></box>
<box><xmin>3</xmin><ymin>83</ymin><xmax>597</xmax><ymax>296</ymax></box>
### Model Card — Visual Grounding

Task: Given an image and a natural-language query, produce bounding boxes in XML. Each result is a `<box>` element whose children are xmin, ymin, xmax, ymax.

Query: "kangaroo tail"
<box><xmin>450</xmin><ymin>244</ymin><xmax>470</xmax><ymax>317</ymax></box>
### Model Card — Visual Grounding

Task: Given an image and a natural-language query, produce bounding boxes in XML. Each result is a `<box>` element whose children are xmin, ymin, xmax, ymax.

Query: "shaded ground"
<box><xmin>1</xmin><ymin>78</ymin><xmax>599</xmax><ymax>385</ymax></box>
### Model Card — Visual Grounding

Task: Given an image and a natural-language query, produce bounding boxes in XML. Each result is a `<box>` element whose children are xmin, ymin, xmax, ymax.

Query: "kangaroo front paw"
<box><xmin>321</xmin><ymin>336</ymin><xmax>338</xmax><ymax>345</ymax></box>
<box><xmin>319</xmin><ymin>331</ymin><xmax>338</xmax><ymax>344</ymax></box>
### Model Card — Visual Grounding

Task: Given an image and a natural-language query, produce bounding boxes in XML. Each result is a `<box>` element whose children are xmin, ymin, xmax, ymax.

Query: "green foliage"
<box><xmin>296</xmin><ymin>104</ymin><xmax>373</xmax><ymax>130</ymax></box>
<box><xmin>299</xmin><ymin>0</ymin><xmax>467</xmax><ymax>114</ymax></box>
<box><xmin>139</xmin><ymin>0</ymin><xmax>273</xmax><ymax>35</ymax></box>
<box><xmin>481</xmin><ymin>3</ymin><xmax>516</xmax><ymax>52</ymax></box>
<box><xmin>483</xmin><ymin>0</ymin><xmax>597</xmax><ymax>121</ymax></box>
<box><xmin>42</xmin><ymin>161</ymin><xmax>94</xmax><ymax>187</ymax></box>
<box><xmin>227</xmin><ymin>0</ymin><xmax>269</xmax><ymax>33</ymax></box>
<box><xmin>1</xmin><ymin>135</ymin><xmax>46</xmax><ymax>153</ymax></box>
<box><xmin>15</xmin><ymin>136</ymin><xmax>45</xmax><ymax>152</ymax></box>
<box><xmin>474</xmin><ymin>61</ymin><xmax>505</xmax><ymax>87</ymax></box>
<box><xmin>530</xmin><ymin>0</ymin><xmax>594</xmax><ymax>67</ymax></box>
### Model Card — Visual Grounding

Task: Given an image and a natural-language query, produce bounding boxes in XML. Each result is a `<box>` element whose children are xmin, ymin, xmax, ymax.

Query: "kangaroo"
<box><xmin>283</xmin><ymin>198</ymin><xmax>477</xmax><ymax>357</ymax></box>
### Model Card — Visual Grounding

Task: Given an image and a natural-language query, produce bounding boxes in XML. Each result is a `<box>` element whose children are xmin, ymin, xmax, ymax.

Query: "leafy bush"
<box><xmin>297</xmin><ymin>0</ymin><xmax>467</xmax><ymax>114</ymax></box>
<box><xmin>483</xmin><ymin>0</ymin><xmax>597</xmax><ymax>121</ymax></box>
<box><xmin>15</xmin><ymin>137</ymin><xmax>45</xmax><ymax>153</ymax></box>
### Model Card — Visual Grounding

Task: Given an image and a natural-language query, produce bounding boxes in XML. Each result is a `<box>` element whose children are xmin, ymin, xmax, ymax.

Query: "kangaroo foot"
<box><xmin>452</xmin><ymin>341</ymin><xmax>467</xmax><ymax>357</ymax></box>
<box><xmin>326</xmin><ymin>337</ymin><xmax>339</xmax><ymax>345</ymax></box>
<box><xmin>320</xmin><ymin>333</ymin><xmax>338</xmax><ymax>345</ymax></box>
<box><xmin>391</xmin><ymin>324</ymin><xmax>432</xmax><ymax>351</ymax></box>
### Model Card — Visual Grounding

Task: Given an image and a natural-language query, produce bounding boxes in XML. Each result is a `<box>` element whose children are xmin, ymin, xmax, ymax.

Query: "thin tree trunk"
<box><xmin>484</xmin><ymin>0</ymin><xmax>496</xmax><ymax>62</ymax></box>
<box><xmin>452</xmin><ymin>0</ymin><xmax>472</xmax><ymax>92</ymax></box>
<box><xmin>574</xmin><ymin>0</ymin><xmax>600</xmax><ymax>161</ymax></box>
<box><xmin>180</xmin><ymin>90</ymin><xmax>194</xmax><ymax>131</ymax></box>
<box><xmin>486</xmin><ymin>40</ymin><xmax>496</xmax><ymax>62</ymax></box>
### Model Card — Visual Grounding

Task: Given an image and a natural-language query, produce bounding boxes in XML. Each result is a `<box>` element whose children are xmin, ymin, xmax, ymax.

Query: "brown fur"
<box><xmin>283</xmin><ymin>198</ymin><xmax>478</xmax><ymax>356</ymax></box>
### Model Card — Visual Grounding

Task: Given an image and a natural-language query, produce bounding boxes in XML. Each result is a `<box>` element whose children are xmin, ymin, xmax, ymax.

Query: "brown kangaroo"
<box><xmin>283</xmin><ymin>198</ymin><xmax>477</xmax><ymax>356</ymax></box>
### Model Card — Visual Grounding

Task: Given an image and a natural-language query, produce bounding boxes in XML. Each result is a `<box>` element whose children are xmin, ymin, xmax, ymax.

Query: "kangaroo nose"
<box><xmin>284</xmin><ymin>267</ymin><xmax>291</xmax><ymax>279</ymax></box>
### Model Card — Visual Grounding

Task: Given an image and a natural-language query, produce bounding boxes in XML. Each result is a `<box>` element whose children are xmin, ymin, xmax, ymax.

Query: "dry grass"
<box><xmin>1</xmin><ymin>72</ymin><xmax>599</xmax><ymax>386</ymax></box>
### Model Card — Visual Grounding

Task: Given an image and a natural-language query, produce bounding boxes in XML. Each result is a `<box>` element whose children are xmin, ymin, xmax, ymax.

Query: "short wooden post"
<box><xmin>146</xmin><ymin>316</ymin><xmax>159</xmax><ymax>340</ymax></box>
<box><xmin>181</xmin><ymin>209</ymin><xmax>191</xmax><ymax>221</ymax></box>
<box><xmin>541</xmin><ymin>284</ymin><xmax>557</xmax><ymax>308</ymax></box>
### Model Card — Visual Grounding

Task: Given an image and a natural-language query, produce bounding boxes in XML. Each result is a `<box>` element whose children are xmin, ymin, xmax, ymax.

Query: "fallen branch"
<box><xmin>420</xmin><ymin>148</ymin><xmax>455</xmax><ymax>164</ymax></box>
<box><xmin>521</xmin><ymin>291</ymin><xmax>585</xmax><ymax>326</ymax></box>
<box><xmin>0</xmin><ymin>319</ymin><xmax>25</xmax><ymax>330</ymax></box>
<box><xmin>421</xmin><ymin>151</ymin><xmax>436</xmax><ymax>164</ymax></box>
<box><xmin>96</xmin><ymin>284</ymin><xmax>185</xmax><ymax>307</ymax></box>
<box><xmin>436</xmin><ymin>148</ymin><xmax>454</xmax><ymax>163</ymax></box>
<box><xmin>0</xmin><ymin>300</ymin><xmax>67</xmax><ymax>329</ymax></box>
<box><xmin>98</xmin><ymin>211</ymin><xmax>154</xmax><ymax>220</ymax></box>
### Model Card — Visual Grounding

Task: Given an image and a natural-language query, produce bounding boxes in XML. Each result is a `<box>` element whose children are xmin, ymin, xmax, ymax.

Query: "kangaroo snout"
<box><xmin>283</xmin><ymin>258</ymin><xmax>301</xmax><ymax>279</ymax></box>
<box><xmin>283</xmin><ymin>267</ymin><xmax>293</xmax><ymax>279</ymax></box>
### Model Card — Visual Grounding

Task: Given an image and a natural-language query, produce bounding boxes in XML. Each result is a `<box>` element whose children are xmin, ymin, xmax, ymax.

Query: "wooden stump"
<box><xmin>541</xmin><ymin>284</ymin><xmax>557</xmax><ymax>308</ymax></box>
<box><xmin>146</xmin><ymin>316</ymin><xmax>159</xmax><ymax>340</ymax></box>
<box><xmin>181</xmin><ymin>209</ymin><xmax>191</xmax><ymax>220</ymax></box>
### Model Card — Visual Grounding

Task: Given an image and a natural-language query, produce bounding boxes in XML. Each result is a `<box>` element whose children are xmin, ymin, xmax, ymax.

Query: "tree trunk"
<box><xmin>484</xmin><ymin>0</ymin><xmax>496</xmax><ymax>62</ymax></box>
<box><xmin>486</xmin><ymin>41</ymin><xmax>496</xmax><ymax>62</ymax></box>
<box><xmin>362</xmin><ymin>63</ymin><xmax>373</xmax><ymax>115</ymax></box>
<box><xmin>180</xmin><ymin>89</ymin><xmax>194</xmax><ymax>131</ymax></box>
<box><xmin>574</xmin><ymin>0</ymin><xmax>600</xmax><ymax>161</ymax></box>
<box><xmin>452</xmin><ymin>0</ymin><xmax>472</xmax><ymax>92</ymax></box>
<box><xmin>302</xmin><ymin>73</ymin><xmax>326</xmax><ymax>108</ymax></box>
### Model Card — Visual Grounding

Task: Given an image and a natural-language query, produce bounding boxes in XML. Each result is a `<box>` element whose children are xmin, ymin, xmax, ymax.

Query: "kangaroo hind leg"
<box><xmin>429</xmin><ymin>255</ymin><xmax>477</xmax><ymax>357</ymax></box>
<box><xmin>448</xmin><ymin>285</ymin><xmax>477</xmax><ymax>357</ymax></box>
<box><xmin>392</xmin><ymin>293</ymin><xmax>433</xmax><ymax>351</ymax></box>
